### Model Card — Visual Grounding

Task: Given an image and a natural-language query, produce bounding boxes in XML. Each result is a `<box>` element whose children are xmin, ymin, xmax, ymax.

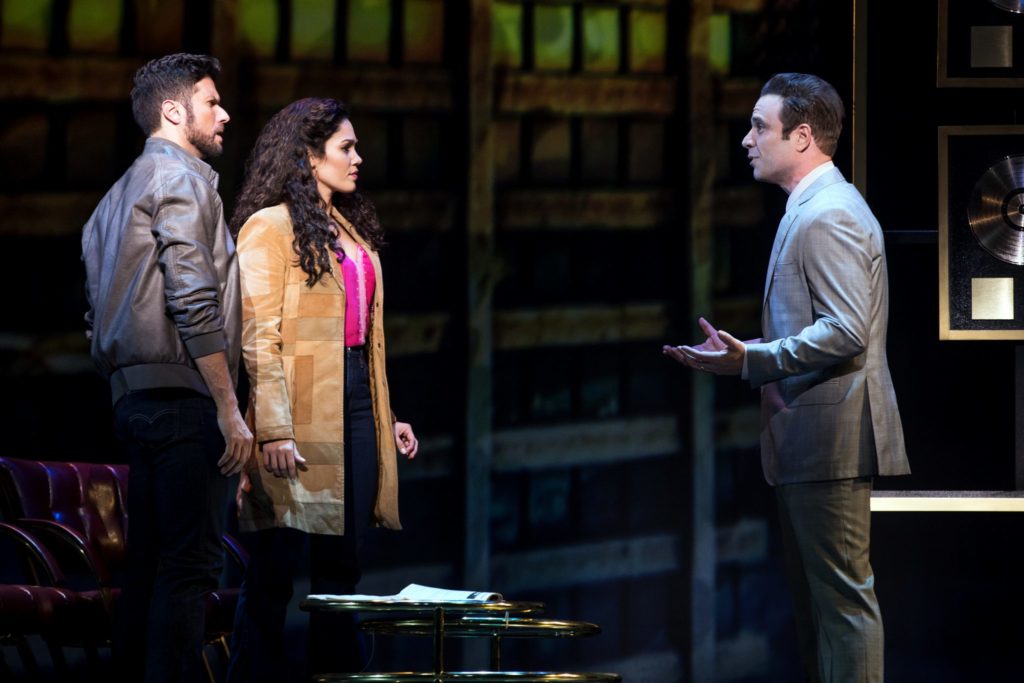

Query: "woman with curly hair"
<box><xmin>226</xmin><ymin>97</ymin><xmax>418</xmax><ymax>681</ymax></box>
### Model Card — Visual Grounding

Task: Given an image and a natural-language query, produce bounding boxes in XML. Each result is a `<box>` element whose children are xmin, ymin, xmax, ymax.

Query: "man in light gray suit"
<box><xmin>664</xmin><ymin>73</ymin><xmax>910</xmax><ymax>683</ymax></box>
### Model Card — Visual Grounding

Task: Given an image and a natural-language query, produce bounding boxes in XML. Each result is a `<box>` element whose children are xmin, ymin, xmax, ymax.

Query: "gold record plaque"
<box><xmin>968</xmin><ymin>155</ymin><xmax>1024</xmax><ymax>266</ymax></box>
<box><xmin>990</xmin><ymin>0</ymin><xmax>1024</xmax><ymax>13</ymax></box>
<box><xmin>939</xmin><ymin>126</ymin><xmax>1024</xmax><ymax>339</ymax></box>
<box><xmin>939</xmin><ymin>0</ymin><xmax>1024</xmax><ymax>87</ymax></box>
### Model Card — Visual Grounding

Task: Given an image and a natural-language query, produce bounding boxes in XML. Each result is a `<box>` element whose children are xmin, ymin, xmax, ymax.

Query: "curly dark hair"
<box><xmin>231</xmin><ymin>97</ymin><xmax>385</xmax><ymax>287</ymax></box>
<box><xmin>130</xmin><ymin>53</ymin><xmax>221</xmax><ymax>135</ymax></box>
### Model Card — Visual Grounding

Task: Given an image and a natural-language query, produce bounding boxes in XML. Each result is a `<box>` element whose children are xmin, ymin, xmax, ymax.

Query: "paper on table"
<box><xmin>308</xmin><ymin>583</ymin><xmax>503</xmax><ymax>602</ymax></box>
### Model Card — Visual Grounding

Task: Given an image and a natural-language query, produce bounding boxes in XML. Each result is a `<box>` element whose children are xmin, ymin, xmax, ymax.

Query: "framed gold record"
<box><xmin>939</xmin><ymin>125</ymin><xmax>1024</xmax><ymax>339</ymax></box>
<box><xmin>938</xmin><ymin>0</ymin><xmax>1024</xmax><ymax>87</ymax></box>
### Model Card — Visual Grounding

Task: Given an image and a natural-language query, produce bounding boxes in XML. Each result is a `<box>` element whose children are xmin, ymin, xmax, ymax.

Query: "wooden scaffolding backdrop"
<box><xmin>0</xmin><ymin>1</ymin><xmax>717</xmax><ymax>680</ymax></box>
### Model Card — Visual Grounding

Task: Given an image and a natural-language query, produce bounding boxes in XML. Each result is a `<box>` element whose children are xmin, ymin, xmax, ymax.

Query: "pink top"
<box><xmin>334</xmin><ymin>244</ymin><xmax>376</xmax><ymax>347</ymax></box>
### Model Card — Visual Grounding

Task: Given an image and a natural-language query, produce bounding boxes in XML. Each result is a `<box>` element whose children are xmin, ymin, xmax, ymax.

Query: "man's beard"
<box><xmin>185</xmin><ymin>111</ymin><xmax>223</xmax><ymax>159</ymax></box>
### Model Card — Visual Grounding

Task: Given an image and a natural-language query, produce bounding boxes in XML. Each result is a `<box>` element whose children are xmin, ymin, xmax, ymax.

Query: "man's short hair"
<box><xmin>130</xmin><ymin>53</ymin><xmax>221</xmax><ymax>135</ymax></box>
<box><xmin>760</xmin><ymin>73</ymin><xmax>844</xmax><ymax>157</ymax></box>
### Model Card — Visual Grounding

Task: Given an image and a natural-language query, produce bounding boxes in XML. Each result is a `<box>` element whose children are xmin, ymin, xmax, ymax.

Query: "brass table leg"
<box><xmin>490</xmin><ymin>635</ymin><xmax>502</xmax><ymax>670</ymax></box>
<box><xmin>432</xmin><ymin>606</ymin><xmax>445</xmax><ymax>680</ymax></box>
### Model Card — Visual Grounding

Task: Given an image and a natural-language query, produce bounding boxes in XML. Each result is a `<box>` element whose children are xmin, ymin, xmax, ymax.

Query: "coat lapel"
<box><xmin>326</xmin><ymin>206</ymin><xmax>364</xmax><ymax>293</ymax></box>
<box><xmin>762</xmin><ymin>167</ymin><xmax>846</xmax><ymax>305</ymax></box>
<box><xmin>327</xmin><ymin>206</ymin><xmax>384</xmax><ymax>309</ymax></box>
<box><xmin>763</xmin><ymin>211</ymin><xmax>797</xmax><ymax>302</ymax></box>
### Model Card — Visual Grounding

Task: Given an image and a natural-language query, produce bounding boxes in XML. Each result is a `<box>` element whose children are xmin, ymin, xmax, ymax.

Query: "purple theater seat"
<box><xmin>0</xmin><ymin>456</ymin><xmax>247</xmax><ymax>676</ymax></box>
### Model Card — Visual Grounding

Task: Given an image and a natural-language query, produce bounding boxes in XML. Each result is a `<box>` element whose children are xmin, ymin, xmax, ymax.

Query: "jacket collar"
<box><xmin>144</xmin><ymin>137</ymin><xmax>219</xmax><ymax>188</ymax></box>
<box><xmin>791</xmin><ymin>166</ymin><xmax>844</xmax><ymax>212</ymax></box>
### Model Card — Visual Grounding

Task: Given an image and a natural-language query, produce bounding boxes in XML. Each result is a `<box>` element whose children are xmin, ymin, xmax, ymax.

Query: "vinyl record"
<box><xmin>990</xmin><ymin>0</ymin><xmax>1024</xmax><ymax>13</ymax></box>
<box><xmin>968</xmin><ymin>155</ymin><xmax>1024</xmax><ymax>266</ymax></box>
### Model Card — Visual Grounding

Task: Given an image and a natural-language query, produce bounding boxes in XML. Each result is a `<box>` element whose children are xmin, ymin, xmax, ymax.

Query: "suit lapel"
<box><xmin>762</xmin><ymin>168</ymin><xmax>846</xmax><ymax>305</ymax></box>
<box><xmin>763</xmin><ymin>212</ymin><xmax>797</xmax><ymax>302</ymax></box>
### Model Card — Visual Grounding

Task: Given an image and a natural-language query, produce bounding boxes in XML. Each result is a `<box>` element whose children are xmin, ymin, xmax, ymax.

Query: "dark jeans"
<box><xmin>113</xmin><ymin>388</ymin><xmax>229</xmax><ymax>683</ymax></box>
<box><xmin>227</xmin><ymin>348</ymin><xmax>379</xmax><ymax>683</ymax></box>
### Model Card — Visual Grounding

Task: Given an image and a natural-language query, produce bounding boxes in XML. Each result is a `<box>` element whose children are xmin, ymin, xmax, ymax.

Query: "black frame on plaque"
<box><xmin>939</xmin><ymin>125</ymin><xmax>1024</xmax><ymax>340</ymax></box>
<box><xmin>938</xmin><ymin>0</ymin><xmax>1024</xmax><ymax>88</ymax></box>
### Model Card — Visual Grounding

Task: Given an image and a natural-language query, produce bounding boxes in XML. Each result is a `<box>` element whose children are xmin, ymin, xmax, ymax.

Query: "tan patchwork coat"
<box><xmin>235</xmin><ymin>203</ymin><xmax>401</xmax><ymax>535</ymax></box>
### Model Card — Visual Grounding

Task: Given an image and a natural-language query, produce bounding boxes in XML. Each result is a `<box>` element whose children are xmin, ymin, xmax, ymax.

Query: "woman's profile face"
<box><xmin>311</xmin><ymin>118</ymin><xmax>361</xmax><ymax>202</ymax></box>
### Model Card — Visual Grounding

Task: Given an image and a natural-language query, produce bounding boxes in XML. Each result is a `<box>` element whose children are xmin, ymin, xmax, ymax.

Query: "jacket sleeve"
<box><xmin>152</xmin><ymin>173</ymin><xmax>227</xmax><ymax>359</ymax></box>
<box><xmin>746</xmin><ymin>205</ymin><xmax>875</xmax><ymax>388</ymax></box>
<box><xmin>82</xmin><ymin>217</ymin><xmax>96</xmax><ymax>340</ymax></box>
<box><xmin>237</xmin><ymin>214</ymin><xmax>296</xmax><ymax>443</ymax></box>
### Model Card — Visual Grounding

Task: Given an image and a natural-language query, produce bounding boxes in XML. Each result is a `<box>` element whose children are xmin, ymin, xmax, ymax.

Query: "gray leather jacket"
<box><xmin>82</xmin><ymin>137</ymin><xmax>241</xmax><ymax>405</ymax></box>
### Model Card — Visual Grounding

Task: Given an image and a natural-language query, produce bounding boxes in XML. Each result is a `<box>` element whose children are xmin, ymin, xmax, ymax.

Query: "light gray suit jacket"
<box><xmin>745</xmin><ymin>167</ymin><xmax>910</xmax><ymax>486</ymax></box>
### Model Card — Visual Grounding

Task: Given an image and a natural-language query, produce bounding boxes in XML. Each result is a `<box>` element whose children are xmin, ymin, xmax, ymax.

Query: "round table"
<box><xmin>299</xmin><ymin>597</ymin><xmax>619</xmax><ymax>683</ymax></box>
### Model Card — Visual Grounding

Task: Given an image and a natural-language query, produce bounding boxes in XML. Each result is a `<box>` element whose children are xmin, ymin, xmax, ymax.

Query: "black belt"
<box><xmin>345</xmin><ymin>345</ymin><xmax>366</xmax><ymax>354</ymax></box>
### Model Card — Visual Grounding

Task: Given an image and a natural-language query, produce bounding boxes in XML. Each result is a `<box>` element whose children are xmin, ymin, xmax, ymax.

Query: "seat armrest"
<box><xmin>222</xmin><ymin>532</ymin><xmax>249</xmax><ymax>569</ymax></box>
<box><xmin>14</xmin><ymin>518</ymin><xmax>111</xmax><ymax>585</ymax></box>
<box><xmin>0</xmin><ymin>521</ymin><xmax>66</xmax><ymax>586</ymax></box>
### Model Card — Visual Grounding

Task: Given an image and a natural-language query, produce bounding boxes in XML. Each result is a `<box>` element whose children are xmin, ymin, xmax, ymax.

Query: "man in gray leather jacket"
<box><xmin>82</xmin><ymin>53</ymin><xmax>252</xmax><ymax>683</ymax></box>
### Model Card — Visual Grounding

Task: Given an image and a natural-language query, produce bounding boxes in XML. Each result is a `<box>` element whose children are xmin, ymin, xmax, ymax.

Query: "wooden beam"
<box><xmin>245</xmin><ymin>63</ymin><xmax>452</xmax><ymax>111</ymax></box>
<box><xmin>0</xmin><ymin>55</ymin><xmax>137</xmax><ymax>102</ymax></box>
<box><xmin>393</xmin><ymin>416</ymin><xmax>679</xmax><ymax>481</ymax></box>
<box><xmin>395</xmin><ymin>435</ymin><xmax>456</xmax><ymax>481</ymax></box>
<box><xmin>493</xmin><ymin>415</ymin><xmax>680</xmax><ymax>472</ymax></box>
<box><xmin>712</xmin><ymin>0</ymin><xmax>765</xmax><ymax>12</ymax></box>
<box><xmin>495</xmin><ymin>72</ymin><xmax>676</xmax><ymax>116</ymax></box>
<box><xmin>491</xmin><ymin>534</ymin><xmax>679</xmax><ymax>593</ymax></box>
<box><xmin>387</xmin><ymin>303</ymin><xmax>669</xmax><ymax>358</ymax></box>
<box><xmin>717</xmin><ymin>77</ymin><xmax>762</xmax><ymax>120</ymax></box>
<box><xmin>716</xmin><ymin>632</ymin><xmax>770</xmax><ymax>682</ymax></box>
<box><xmin>385</xmin><ymin>313</ymin><xmax>449</xmax><ymax>356</ymax></box>
<box><xmin>711</xmin><ymin>296</ymin><xmax>761</xmax><ymax>340</ymax></box>
<box><xmin>0</xmin><ymin>193</ymin><xmax>101</xmax><ymax>236</ymax></box>
<box><xmin>212</xmin><ymin>0</ymin><xmax>242</xmax><ymax>200</ymax></box>
<box><xmin>497</xmin><ymin>190</ymin><xmax>673</xmax><ymax>230</ymax></box>
<box><xmin>374</xmin><ymin>191</ymin><xmax>456</xmax><ymax>231</ymax></box>
<box><xmin>712</xmin><ymin>185</ymin><xmax>763</xmax><ymax>229</ymax></box>
<box><xmin>0</xmin><ymin>191</ymin><xmax>455</xmax><ymax>237</ymax></box>
<box><xmin>494</xmin><ymin>303</ymin><xmax>669</xmax><ymax>350</ymax></box>
<box><xmin>465</xmin><ymin>0</ymin><xmax>495</xmax><ymax>600</ymax></box>
<box><xmin>689</xmin><ymin>1</ymin><xmax>717</xmax><ymax>682</ymax></box>
<box><xmin>595</xmin><ymin>652</ymin><xmax>683</xmax><ymax>683</ymax></box>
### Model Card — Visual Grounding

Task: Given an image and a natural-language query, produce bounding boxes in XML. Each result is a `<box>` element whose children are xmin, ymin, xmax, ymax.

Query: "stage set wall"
<box><xmin>0</xmin><ymin>1</ymin><xmax>1020</xmax><ymax>682</ymax></box>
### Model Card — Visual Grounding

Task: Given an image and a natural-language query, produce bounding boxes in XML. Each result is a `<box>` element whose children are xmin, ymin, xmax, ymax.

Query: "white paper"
<box><xmin>308</xmin><ymin>583</ymin><xmax>502</xmax><ymax>603</ymax></box>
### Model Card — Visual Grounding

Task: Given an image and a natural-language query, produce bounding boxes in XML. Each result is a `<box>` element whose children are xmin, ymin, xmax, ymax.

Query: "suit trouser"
<box><xmin>775</xmin><ymin>477</ymin><xmax>883</xmax><ymax>683</ymax></box>
<box><xmin>113</xmin><ymin>388</ymin><xmax>229</xmax><ymax>683</ymax></box>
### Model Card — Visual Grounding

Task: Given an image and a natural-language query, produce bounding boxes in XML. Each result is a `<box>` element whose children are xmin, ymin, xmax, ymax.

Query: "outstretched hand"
<box><xmin>662</xmin><ymin>317</ymin><xmax>746</xmax><ymax>376</ymax></box>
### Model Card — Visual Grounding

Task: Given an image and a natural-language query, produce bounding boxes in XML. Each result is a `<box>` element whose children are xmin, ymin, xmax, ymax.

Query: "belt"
<box><xmin>345</xmin><ymin>345</ymin><xmax>366</xmax><ymax>354</ymax></box>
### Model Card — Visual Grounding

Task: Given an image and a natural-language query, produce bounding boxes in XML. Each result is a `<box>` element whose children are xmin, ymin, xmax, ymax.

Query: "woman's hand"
<box><xmin>394</xmin><ymin>422</ymin><xmax>418</xmax><ymax>459</ymax></box>
<box><xmin>262</xmin><ymin>439</ymin><xmax>307</xmax><ymax>480</ymax></box>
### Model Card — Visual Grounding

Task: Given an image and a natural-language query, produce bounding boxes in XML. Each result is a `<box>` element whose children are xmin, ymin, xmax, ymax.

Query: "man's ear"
<box><xmin>793</xmin><ymin>123</ymin><xmax>813</xmax><ymax>153</ymax></box>
<box><xmin>161</xmin><ymin>99</ymin><xmax>185</xmax><ymax>126</ymax></box>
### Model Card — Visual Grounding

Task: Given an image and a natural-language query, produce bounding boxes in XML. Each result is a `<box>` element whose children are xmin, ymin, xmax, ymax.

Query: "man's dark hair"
<box><xmin>130</xmin><ymin>53</ymin><xmax>221</xmax><ymax>135</ymax></box>
<box><xmin>760</xmin><ymin>73</ymin><xmax>844</xmax><ymax>157</ymax></box>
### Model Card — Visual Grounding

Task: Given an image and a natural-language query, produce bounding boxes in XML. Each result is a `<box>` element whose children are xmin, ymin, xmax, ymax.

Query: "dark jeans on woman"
<box><xmin>227</xmin><ymin>347</ymin><xmax>379</xmax><ymax>683</ymax></box>
<box><xmin>113</xmin><ymin>388</ymin><xmax>229</xmax><ymax>683</ymax></box>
